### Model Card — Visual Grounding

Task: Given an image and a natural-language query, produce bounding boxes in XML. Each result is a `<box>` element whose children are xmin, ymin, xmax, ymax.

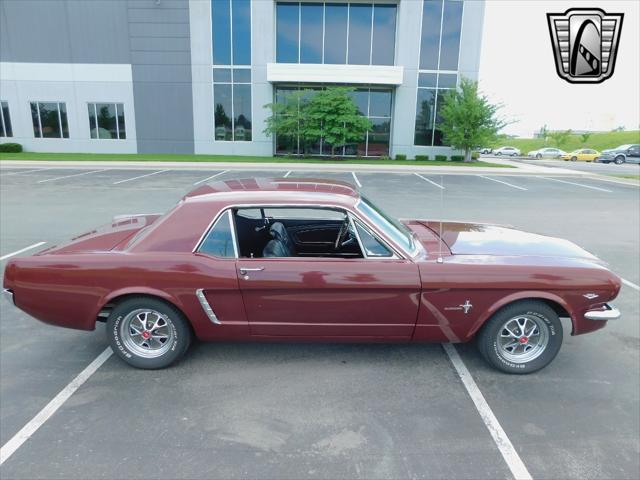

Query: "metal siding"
<box><xmin>128</xmin><ymin>0</ymin><xmax>194</xmax><ymax>153</ymax></box>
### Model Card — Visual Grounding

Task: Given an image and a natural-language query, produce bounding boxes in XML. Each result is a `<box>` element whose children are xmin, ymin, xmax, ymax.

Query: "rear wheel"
<box><xmin>107</xmin><ymin>297</ymin><xmax>192</xmax><ymax>369</ymax></box>
<box><xmin>477</xmin><ymin>300</ymin><xmax>563</xmax><ymax>374</ymax></box>
<box><xmin>614</xmin><ymin>155</ymin><xmax>625</xmax><ymax>165</ymax></box>
<box><xmin>536</xmin><ymin>154</ymin><xmax>542</xmax><ymax>159</ymax></box>
<box><xmin>571</xmin><ymin>156</ymin><xmax>577</xmax><ymax>161</ymax></box>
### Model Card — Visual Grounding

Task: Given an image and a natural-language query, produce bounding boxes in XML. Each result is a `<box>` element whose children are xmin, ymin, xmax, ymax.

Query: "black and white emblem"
<box><xmin>547</xmin><ymin>8</ymin><xmax>623</xmax><ymax>84</ymax></box>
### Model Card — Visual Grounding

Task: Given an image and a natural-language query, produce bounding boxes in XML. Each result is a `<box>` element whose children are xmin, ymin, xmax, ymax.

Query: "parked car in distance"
<box><xmin>596</xmin><ymin>144</ymin><xmax>640</xmax><ymax>164</ymax></box>
<box><xmin>479</xmin><ymin>147</ymin><xmax>493</xmax><ymax>154</ymax></box>
<box><xmin>560</xmin><ymin>149</ymin><xmax>600</xmax><ymax>162</ymax></box>
<box><xmin>3</xmin><ymin>178</ymin><xmax>622</xmax><ymax>374</ymax></box>
<box><xmin>527</xmin><ymin>147</ymin><xmax>566</xmax><ymax>159</ymax></box>
<box><xmin>493</xmin><ymin>146</ymin><xmax>521</xmax><ymax>157</ymax></box>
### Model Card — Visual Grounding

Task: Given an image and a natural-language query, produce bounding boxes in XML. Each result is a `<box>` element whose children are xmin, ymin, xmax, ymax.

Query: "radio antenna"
<box><xmin>437</xmin><ymin>175</ymin><xmax>444</xmax><ymax>264</ymax></box>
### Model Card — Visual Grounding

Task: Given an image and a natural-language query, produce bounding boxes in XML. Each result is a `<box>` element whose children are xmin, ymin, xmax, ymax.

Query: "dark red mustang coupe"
<box><xmin>3</xmin><ymin>178</ymin><xmax>621</xmax><ymax>373</ymax></box>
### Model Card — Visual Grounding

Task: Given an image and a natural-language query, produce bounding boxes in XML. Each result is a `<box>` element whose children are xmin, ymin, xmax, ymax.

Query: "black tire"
<box><xmin>496</xmin><ymin>152</ymin><xmax>502</xmax><ymax>156</ymax></box>
<box><xmin>477</xmin><ymin>300</ymin><xmax>563</xmax><ymax>374</ymax></box>
<box><xmin>107</xmin><ymin>297</ymin><xmax>192</xmax><ymax>369</ymax></box>
<box><xmin>614</xmin><ymin>155</ymin><xmax>625</xmax><ymax>165</ymax></box>
<box><xmin>571</xmin><ymin>156</ymin><xmax>577</xmax><ymax>161</ymax></box>
<box><xmin>536</xmin><ymin>154</ymin><xmax>542</xmax><ymax>159</ymax></box>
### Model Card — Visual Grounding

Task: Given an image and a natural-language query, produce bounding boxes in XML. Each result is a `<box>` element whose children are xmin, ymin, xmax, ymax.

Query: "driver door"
<box><xmin>235</xmin><ymin>208</ymin><xmax>421</xmax><ymax>339</ymax></box>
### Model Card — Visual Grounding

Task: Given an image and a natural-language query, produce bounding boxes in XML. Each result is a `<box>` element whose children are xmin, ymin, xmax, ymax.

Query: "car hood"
<box><xmin>410</xmin><ymin>221</ymin><xmax>599</xmax><ymax>260</ymax></box>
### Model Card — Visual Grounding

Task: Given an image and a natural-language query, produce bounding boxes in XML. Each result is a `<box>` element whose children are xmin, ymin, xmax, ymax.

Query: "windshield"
<box><xmin>616</xmin><ymin>144</ymin><xmax>632</xmax><ymax>150</ymax></box>
<box><xmin>357</xmin><ymin>196</ymin><xmax>419</xmax><ymax>256</ymax></box>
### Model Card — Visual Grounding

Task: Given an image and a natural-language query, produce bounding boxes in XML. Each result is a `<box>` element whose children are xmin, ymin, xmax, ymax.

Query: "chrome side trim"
<box><xmin>584</xmin><ymin>304</ymin><xmax>621</xmax><ymax>321</ymax></box>
<box><xmin>195</xmin><ymin>289</ymin><xmax>221</xmax><ymax>325</ymax></box>
<box><xmin>3</xmin><ymin>288</ymin><xmax>14</xmax><ymax>306</ymax></box>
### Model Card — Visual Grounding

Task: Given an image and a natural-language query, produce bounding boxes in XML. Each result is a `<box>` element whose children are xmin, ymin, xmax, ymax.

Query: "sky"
<box><xmin>478</xmin><ymin>0</ymin><xmax>640</xmax><ymax>137</ymax></box>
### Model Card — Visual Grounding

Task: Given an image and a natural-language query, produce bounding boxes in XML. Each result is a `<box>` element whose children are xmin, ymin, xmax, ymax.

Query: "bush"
<box><xmin>450</xmin><ymin>155</ymin><xmax>465</xmax><ymax>162</ymax></box>
<box><xmin>471</xmin><ymin>152</ymin><xmax>480</xmax><ymax>160</ymax></box>
<box><xmin>379</xmin><ymin>155</ymin><xmax>390</xmax><ymax>161</ymax></box>
<box><xmin>395</xmin><ymin>154</ymin><xmax>407</xmax><ymax>161</ymax></box>
<box><xmin>415</xmin><ymin>155</ymin><xmax>429</xmax><ymax>161</ymax></box>
<box><xmin>435</xmin><ymin>155</ymin><xmax>448</xmax><ymax>162</ymax></box>
<box><xmin>0</xmin><ymin>143</ymin><xmax>22</xmax><ymax>153</ymax></box>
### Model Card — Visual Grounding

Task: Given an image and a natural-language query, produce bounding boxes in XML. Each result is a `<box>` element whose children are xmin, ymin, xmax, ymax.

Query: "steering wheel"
<box><xmin>334</xmin><ymin>219</ymin><xmax>350</xmax><ymax>250</ymax></box>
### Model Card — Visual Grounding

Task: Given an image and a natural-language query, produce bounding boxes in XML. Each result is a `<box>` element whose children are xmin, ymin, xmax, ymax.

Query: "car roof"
<box><xmin>183</xmin><ymin>177</ymin><xmax>360</xmax><ymax>202</ymax></box>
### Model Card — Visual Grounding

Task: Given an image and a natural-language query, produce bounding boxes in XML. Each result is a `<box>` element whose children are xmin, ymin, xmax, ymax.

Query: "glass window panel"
<box><xmin>300</xmin><ymin>3</ymin><xmax>323</xmax><ymax>63</ymax></box>
<box><xmin>419</xmin><ymin>0</ymin><xmax>443</xmax><ymax>70</ymax></box>
<box><xmin>324</xmin><ymin>3</ymin><xmax>348</xmax><ymax>64</ymax></box>
<box><xmin>369</xmin><ymin>90</ymin><xmax>391</xmax><ymax>117</ymax></box>
<box><xmin>349</xmin><ymin>89</ymin><xmax>369</xmax><ymax>116</ymax></box>
<box><xmin>367</xmin><ymin>117</ymin><xmax>390</xmax><ymax>156</ymax></box>
<box><xmin>414</xmin><ymin>89</ymin><xmax>436</xmax><ymax>146</ymax></box>
<box><xmin>232</xmin><ymin>68</ymin><xmax>251</xmax><ymax>83</ymax></box>
<box><xmin>348</xmin><ymin>4</ymin><xmax>372</xmax><ymax>65</ymax></box>
<box><xmin>39</xmin><ymin>102</ymin><xmax>62</xmax><ymax>138</ymax></box>
<box><xmin>276</xmin><ymin>3</ymin><xmax>300</xmax><ymax>63</ymax></box>
<box><xmin>213</xmin><ymin>68</ymin><xmax>232</xmax><ymax>82</ymax></box>
<box><xmin>212</xmin><ymin>0</ymin><xmax>231</xmax><ymax>65</ymax></box>
<box><xmin>418</xmin><ymin>72</ymin><xmax>437</xmax><ymax>88</ymax></box>
<box><xmin>439</xmin><ymin>0</ymin><xmax>463</xmax><ymax>70</ymax></box>
<box><xmin>95</xmin><ymin>103</ymin><xmax>117</xmax><ymax>139</ymax></box>
<box><xmin>355</xmin><ymin>220</ymin><xmax>392</xmax><ymax>257</ymax></box>
<box><xmin>232</xmin><ymin>0</ymin><xmax>251</xmax><ymax>65</ymax></box>
<box><xmin>1</xmin><ymin>101</ymin><xmax>13</xmax><ymax>137</ymax></box>
<box><xmin>199</xmin><ymin>211</ymin><xmax>235</xmax><ymax>257</ymax></box>
<box><xmin>88</xmin><ymin>104</ymin><xmax>98</xmax><ymax>139</ymax></box>
<box><xmin>264</xmin><ymin>208</ymin><xmax>345</xmax><ymax>221</ymax></box>
<box><xmin>117</xmin><ymin>104</ymin><xmax>126</xmax><ymax>139</ymax></box>
<box><xmin>30</xmin><ymin>103</ymin><xmax>41</xmax><ymax>137</ymax></box>
<box><xmin>59</xmin><ymin>103</ymin><xmax>69</xmax><ymax>138</ymax></box>
<box><xmin>438</xmin><ymin>73</ymin><xmax>457</xmax><ymax>88</ymax></box>
<box><xmin>371</xmin><ymin>4</ymin><xmax>396</xmax><ymax>66</ymax></box>
<box><xmin>433</xmin><ymin>90</ymin><xmax>447</xmax><ymax>146</ymax></box>
<box><xmin>214</xmin><ymin>84</ymin><xmax>233</xmax><ymax>141</ymax></box>
<box><xmin>233</xmin><ymin>83</ymin><xmax>252</xmax><ymax>141</ymax></box>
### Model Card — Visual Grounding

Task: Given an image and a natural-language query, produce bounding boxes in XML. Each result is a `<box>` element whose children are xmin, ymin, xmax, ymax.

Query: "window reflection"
<box><xmin>0</xmin><ymin>101</ymin><xmax>12</xmax><ymax>137</ymax></box>
<box><xmin>88</xmin><ymin>103</ymin><xmax>126</xmax><ymax>139</ymax></box>
<box><xmin>276</xmin><ymin>2</ymin><xmax>396</xmax><ymax>66</ymax></box>
<box><xmin>212</xmin><ymin>0</ymin><xmax>231</xmax><ymax>65</ymax></box>
<box><xmin>232</xmin><ymin>0</ymin><xmax>251</xmax><ymax>65</ymax></box>
<box><xmin>30</xmin><ymin>102</ymin><xmax>69</xmax><ymax>139</ymax></box>
<box><xmin>440</xmin><ymin>0</ymin><xmax>463</xmax><ymax>70</ymax></box>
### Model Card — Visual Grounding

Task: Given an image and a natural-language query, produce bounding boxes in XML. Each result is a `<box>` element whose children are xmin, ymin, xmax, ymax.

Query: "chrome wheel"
<box><xmin>497</xmin><ymin>315</ymin><xmax>549</xmax><ymax>364</ymax></box>
<box><xmin>120</xmin><ymin>309</ymin><xmax>175</xmax><ymax>359</ymax></box>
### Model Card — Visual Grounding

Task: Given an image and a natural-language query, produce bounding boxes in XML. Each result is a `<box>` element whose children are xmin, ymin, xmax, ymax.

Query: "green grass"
<box><xmin>0</xmin><ymin>152</ymin><xmax>511</xmax><ymax>168</ymax></box>
<box><xmin>611</xmin><ymin>174</ymin><xmax>640</xmax><ymax>181</ymax></box>
<box><xmin>505</xmin><ymin>130</ymin><xmax>640</xmax><ymax>154</ymax></box>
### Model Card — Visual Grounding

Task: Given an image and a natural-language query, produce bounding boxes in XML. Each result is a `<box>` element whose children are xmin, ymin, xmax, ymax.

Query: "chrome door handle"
<box><xmin>239</xmin><ymin>267</ymin><xmax>264</xmax><ymax>274</ymax></box>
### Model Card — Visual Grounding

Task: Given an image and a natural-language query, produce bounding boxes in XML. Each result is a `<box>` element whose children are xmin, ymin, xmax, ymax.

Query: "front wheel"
<box><xmin>571</xmin><ymin>156</ymin><xmax>577</xmax><ymax>161</ymax></box>
<box><xmin>536</xmin><ymin>154</ymin><xmax>542</xmax><ymax>159</ymax></box>
<box><xmin>107</xmin><ymin>297</ymin><xmax>193</xmax><ymax>369</ymax></box>
<box><xmin>477</xmin><ymin>300</ymin><xmax>563</xmax><ymax>374</ymax></box>
<box><xmin>614</xmin><ymin>156</ymin><xmax>625</xmax><ymax>165</ymax></box>
<box><xmin>496</xmin><ymin>152</ymin><xmax>502</xmax><ymax>156</ymax></box>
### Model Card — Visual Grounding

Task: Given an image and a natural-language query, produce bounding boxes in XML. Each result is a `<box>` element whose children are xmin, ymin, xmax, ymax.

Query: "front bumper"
<box><xmin>585</xmin><ymin>304</ymin><xmax>620</xmax><ymax>321</ymax></box>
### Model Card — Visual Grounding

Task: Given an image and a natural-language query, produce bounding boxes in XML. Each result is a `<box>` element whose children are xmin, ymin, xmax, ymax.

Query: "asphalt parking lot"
<box><xmin>502</xmin><ymin>156</ymin><xmax>640</xmax><ymax>175</ymax></box>
<box><xmin>1</xmin><ymin>165</ymin><xmax>639</xmax><ymax>480</ymax></box>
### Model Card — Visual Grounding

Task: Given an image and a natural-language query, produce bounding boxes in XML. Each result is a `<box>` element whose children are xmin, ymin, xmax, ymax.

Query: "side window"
<box><xmin>354</xmin><ymin>219</ymin><xmax>393</xmax><ymax>258</ymax></box>
<box><xmin>264</xmin><ymin>208</ymin><xmax>345</xmax><ymax>221</ymax></box>
<box><xmin>198</xmin><ymin>211</ymin><xmax>236</xmax><ymax>258</ymax></box>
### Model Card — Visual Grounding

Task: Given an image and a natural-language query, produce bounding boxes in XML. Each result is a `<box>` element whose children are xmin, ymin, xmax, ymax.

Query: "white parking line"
<box><xmin>478</xmin><ymin>175</ymin><xmax>528</xmax><ymax>191</ymax></box>
<box><xmin>284</xmin><ymin>171</ymin><xmax>292</xmax><ymax>178</ymax></box>
<box><xmin>193</xmin><ymin>170</ymin><xmax>229</xmax><ymax>186</ymax></box>
<box><xmin>351</xmin><ymin>172</ymin><xmax>362</xmax><ymax>188</ymax></box>
<box><xmin>0</xmin><ymin>242</ymin><xmax>47</xmax><ymax>261</ymax></box>
<box><xmin>543</xmin><ymin>177</ymin><xmax>613</xmax><ymax>193</ymax></box>
<box><xmin>414</xmin><ymin>173</ymin><xmax>445</xmax><ymax>190</ymax></box>
<box><xmin>113</xmin><ymin>169</ymin><xmax>170</xmax><ymax>185</ymax></box>
<box><xmin>443</xmin><ymin>344</ymin><xmax>532</xmax><ymax>480</ymax></box>
<box><xmin>0</xmin><ymin>347</ymin><xmax>113</xmax><ymax>466</ymax></box>
<box><xmin>1</xmin><ymin>167</ymin><xmax>56</xmax><ymax>176</ymax></box>
<box><xmin>622</xmin><ymin>278</ymin><xmax>640</xmax><ymax>291</ymax></box>
<box><xmin>37</xmin><ymin>169</ymin><xmax>107</xmax><ymax>184</ymax></box>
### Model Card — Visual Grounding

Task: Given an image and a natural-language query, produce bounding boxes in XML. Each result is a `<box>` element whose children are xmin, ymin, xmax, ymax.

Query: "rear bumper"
<box><xmin>585</xmin><ymin>304</ymin><xmax>620</xmax><ymax>321</ymax></box>
<box><xmin>2</xmin><ymin>288</ymin><xmax>14</xmax><ymax>306</ymax></box>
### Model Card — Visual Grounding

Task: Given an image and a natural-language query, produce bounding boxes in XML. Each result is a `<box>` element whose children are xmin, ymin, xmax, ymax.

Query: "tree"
<box><xmin>580</xmin><ymin>132</ymin><xmax>592</xmax><ymax>144</ymax></box>
<box><xmin>438</xmin><ymin>78</ymin><xmax>505</xmax><ymax>162</ymax></box>
<box><xmin>549</xmin><ymin>129</ymin><xmax>572</xmax><ymax>149</ymax></box>
<box><xmin>538</xmin><ymin>125</ymin><xmax>550</xmax><ymax>145</ymax></box>
<box><xmin>264</xmin><ymin>87</ymin><xmax>371</xmax><ymax>156</ymax></box>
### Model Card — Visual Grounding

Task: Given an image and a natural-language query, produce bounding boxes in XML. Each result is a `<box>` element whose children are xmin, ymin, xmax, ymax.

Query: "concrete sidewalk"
<box><xmin>0</xmin><ymin>158</ymin><xmax>589</xmax><ymax>176</ymax></box>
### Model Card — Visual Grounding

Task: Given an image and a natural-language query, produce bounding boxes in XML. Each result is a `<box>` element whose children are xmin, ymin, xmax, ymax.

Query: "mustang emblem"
<box><xmin>583</xmin><ymin>293</ymin><xmax>599</xmax><ymax>300</ymax></box>
<box><xmin>445</xmin><ymin>300</ymin><xmax>473</xmax><ymax>314</ymax></box>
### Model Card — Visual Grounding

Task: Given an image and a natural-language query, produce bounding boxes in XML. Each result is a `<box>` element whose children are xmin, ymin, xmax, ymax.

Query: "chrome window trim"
<box><xmin>349</xmin><ymin>214</ymin><xmax>398</xmax><ymax>259</ymax></box>
<box><xmin>193</xmin><ymin>202</ymin><xmax>410</xmax><ymax>260</ymax></box>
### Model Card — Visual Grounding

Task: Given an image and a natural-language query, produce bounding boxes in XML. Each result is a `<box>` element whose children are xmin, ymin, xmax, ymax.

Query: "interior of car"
<box><xmin>233</xmin><ymin>207</ymin><xmax>364</xmax><ymax>258</ymax></box>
